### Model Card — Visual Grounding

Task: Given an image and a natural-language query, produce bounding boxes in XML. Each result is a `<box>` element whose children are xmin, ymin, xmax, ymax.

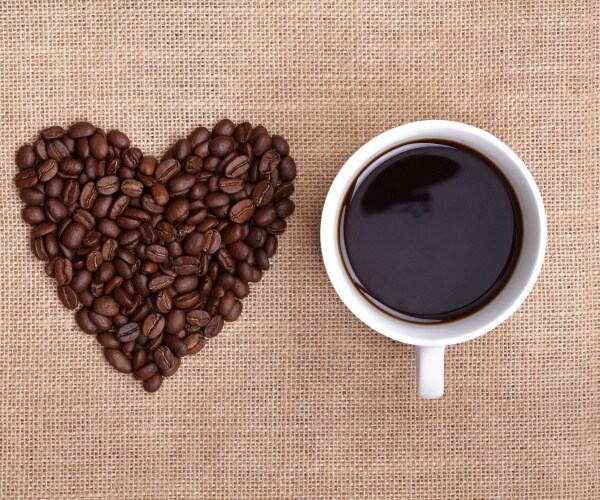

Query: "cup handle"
<box><xmin>416</xmin><ymin>346</ymin><xmax>445</xmax><ymax>399</ymax></box>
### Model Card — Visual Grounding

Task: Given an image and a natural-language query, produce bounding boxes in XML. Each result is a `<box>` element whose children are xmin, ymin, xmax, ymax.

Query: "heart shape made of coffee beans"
<box><xmin>14</xmin><ymin>120</ymin><xmax>296</xmax><ymax>392</ymax></box>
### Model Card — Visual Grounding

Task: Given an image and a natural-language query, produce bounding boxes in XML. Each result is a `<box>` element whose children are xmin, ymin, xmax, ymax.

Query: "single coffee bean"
<box><xmin>229</xmin><ymin>199</ymin><xmax>255</xmax><ymax>223</ymax></box>
<box><xmin>89</xmin><ymin>311</ymin><xmax>113</xmax><ymax>331</ymax></box>
<box><xmin>19</xmin><ymin>187</ymin><xmax>45</xmax><ymax>205</ymax></box>
<box><xmin>217</xmin><ymin>176</ymin><xmax>245</xmax><ymax>194</ymax></box>
<box><xmin>148</xmin><ymin>274</ymin><xmax>175</xmax><ymax>293</ymax></box>
<box><xmin>209</xmin><ymin>136</ymin><xmax>235</xmax><ymax>158</ymax></box>
<box><xmin>223</xmin><ymin>155</ymin><xmax>250</xmax><ymax>178</ymax></box>
<box><xmin>44</xmin><ymin>177</ymin><xmax>64</xmax><ymax>198</ymax></box>
<box><xmin>258</xmin><ymin>149</ymin><xmax>281</xmax><ymax>174</ymax></box>
<box><xmin>253</xmin><ymin>206</ymin><xmax>277</xmax><ymax>227</ymax></box>
<box><xmin>143</xmin><ymin>373</ymin><xmax>163</xmax><ymax>392</ymax></box>
<box><xmin>154</xmin><ymin>345</ymin><xmax>176</xmax><ymax>372</ymax></box>
<box><xmin>16</xmin><ymin>145</ymin><xmax>37</xmax><ymax>169</ymax></box>
<box><xmin>151</xmin><ymin>183</ymin><xmax>170</xmax><ymax>206</ymax></box>
<box><xmin>274</xmin><ymin>181</ymin><xmax>295</xmax><ymax>199</ymax></box>
<box><xmin>121</xmin><ymin>147</ymin><xmax>143</xmax><ymax>169</ymax></box>
<box><xmin>275</xmin><ymin>199</ymin><xmax>295</xmax><ymax>219</ymax></box>
<box><xmin>171</xmin><ymin>256</ymin><xmax>198</xmax><ymax>276</ymax></box>
<box><xmin>15</xmin><ymin>168</ymin><xmax>38</xmax><ymax>189</ymax></box>
<box><xmin>271</xmin><ymin>134</ymin><xmax>290</xmax><ymax>156</ymax></box>
<box><xmin>220</xmin><ymin>223</ymin><xmax>243</xmax><ymax>245</ymax></box>
<box><xmin>93</xmin><ymin>296</ymin><xmax>120</xmax><ymax>317</ymax></box>
<box><xmin>97</xmin><ymin>331</ymin><xmax>120</xmax><ymax>349</ymax></box>
<box><xmin>131</xmin><ymin>349</ymin><xmax>147</xmax><ymax>372</ymax></box>
<box><xmin>203</xmin><ymin>315</ymin><xmax>224</xmax><ymax>338</ymax></box>
<box><xmin>120</xmin><ymin>179</ymin><xmax>143</xmax><ymax>197</ymax></box>
<box><xmin>33</xmin><ymin>138</ymin><xmax>47</xmax><ymax>160</ymax></box>
<box><xmin>134</xmin><ymin>362</ymin><xmax>158</xmax><ymax>381</ymax></box>
<box><xmin>204</xmin><ymin>192</ymin><xmax>230</xmax><ymax>208</ymax></box>
<box><xmin>154</xmin><ymin>289</ymin><xmax>173</xmax><ymax>314</ymax></box>
<box><xmin>53</xmin><ymin>257</ymin><xmax>73</xmax><ymax>285</ymax></box>
<box><xmin>96</xmin><ymin>175</ymin><xmax>120</xmax><ymax>196</ymax></box>
<box><xmin>278</xmin><ymin>156</ymin><xmax>297</xmax><ymax>181</ymax></box>
<box><xmin>37</xmin><ymin>159</ymin><xmax>59</xmax><ymax>182</ymax></box>
<box><xmin>185</xmin><ymin>309</ymin><xmax>210</xmax><ymax>331</ymax></box>
<box><xmin>234</xmin><ymin>122</ymin><xmax>253</xmax><ymax>143</ymax></box>
<box><xmin>116</xmin><ymin>322</ymin><xmax>141</xmax><ymax>342</ymax></box>
<box><xmin>164</xmin><ymin>198</ymin><xmax>189</xmax><ymax>223</ymax></box>
<box><xmin>155</xmin><ymin>158</ymin><xmax>180</xmax><ymax>183</ymax></box>
<box><xmin>107</xmin><ymin>129</ymin><xmax>130</xmax><ymax>149</ymax></box>
<box><xmin>252</xmin><ymin>132</ymin><xmax>272</xmax><ymax>157</ymax></box>
<box><xmin>61</xmin><ymin>222</ymin><xmax>86</xmax><ymax>249</ymax></box>
<box><xmin>46</xmin><ymin>140</ymin><xmax>69</xmax><ymax>162</ymax></box>
<box><xmin>137</xmin><ymin>156</ymin><xmax>157</xmax><ymax>176</ymax></box>
<box><xmin>145</xmin><ymin>244</ymin><xmax>168</xmax><ymax>263</ymax></box>
<box><xmin>216</xmin><ymin>248</ymin><xmax>235</xmax><ymax>273</ymax></box>
<box><xmin>22</xmin><ymin>206</ymin><xmax>46</xmax><ymax>225</ymax></box>
<box><xmin>165</xmin><ymin>308</ymin><xmax>186</xmax><ymax>334</ymax></box>
<box><xmin>75</xmin><ymin>308</ymin><xmax>98</xmax><ymax>334</ymax></box>
<box><xmin>268</xmin><ymin>218</ymin><xmax>287</xmax><ymax>235</ymax></box>
<box><xmin>89</xmin><ymin>133</ymin><xmax>109</xmax><ymax>159</ymax></box>
<box><xmin>173</xmin><ymin>291</ymin><xmax>202</xmax><ymax>310</ymax></box>
<box><xmin>68</xmin><ymin>121</ymin><xmax>96</xmax><ymax>138</ymax></box>
<box><xmin>85</xmin><ymin>250</ymin><xmax>103</xmax><ymax>271</ymax></box>
<box><xmin>57</xmin><ymin>285</ymin><xmax>78</xmax><ymax>309</ymax></box>
<box><xmin>251</xmin><ymin>180</ymin><xmax>274</xmax><ymax>207</ymax></box>
<box><xmin>79</xmin><ymin>181</ymin><xmax>98</xmax><ymax>209</ymax></box>
<box><xmin>104</xmin><ymin>348</ymin><xmax>132</xmax><ymax>373</ymax></box>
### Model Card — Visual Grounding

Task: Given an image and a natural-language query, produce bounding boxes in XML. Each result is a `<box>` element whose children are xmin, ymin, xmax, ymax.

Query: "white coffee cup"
<box><xmin>320</xmin><ymin>120</ymin><xmax>546</xmax><ymax>398</ymax></box>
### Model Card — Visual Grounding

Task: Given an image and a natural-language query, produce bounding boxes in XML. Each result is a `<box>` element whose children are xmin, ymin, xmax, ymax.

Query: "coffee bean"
<box><xmin>61</xmin><ymin>222</ymin><xmax>86</xmax><ymax>249</ymax></box>
<box><xmin>143</xmin><ymin>373</ymin><xmax>163</xmax><ymax>392</ymax></box>
<box><xmin>274</xmin><ymin>181</ymin><xmax>295</xmax><ymax>199</ymax></box>
<box><xmin>253</xmin><ymin>206</ymin><xmax>277</xmax><ymax>227</ymax></box>
<box><xmin>173</xmin><ymin>256</ymin><xmax>200</xmax><ymax>276</ymax></box>
<box><xmin>209</xmin><ymin>136</ymin><xmax>235</xmax><ymax>158</ymax></box>
<box><xmin>134</xmin><ymin>362</ymin><xmax>158</xmax><ymax>381</ymax></box>
<box><xmin>252</xmin><ymin>132</ymin><xmax>272</xmax><ymax>156</ymax></box>
<box><xmin>184</xmin><ymin>333</ymin><xmax>206</xmax><ymax>355</ymax></box>
<box><xmin>97</xmin><ymin>331</ymin><xmax>120</xmax><ymax>349</ymax></box>
<box><xmin>121</xmin><ymin>147</ymin><xmax>143</xmax><ymax>169</ymax></box>
<box><xmin>16</xmin><ymin>145</ymin><xmax>37</xmax><ymax>169</ymax></box>
<box><xmin>96</xmin><ymin>175</ymin><xmax>120</xmax><ymax>196</ymax></box>
<box><xmin>104</xmin><ymin>348</ymin><xmax>132</xmax><ymax>373</ymax></box>
<box><xmin>229</xmin><ymin>199</ymin><xmax>255</xmax><ymax>223</ymax></box>
<box><xmin>251</xmin><ymin>181</ymin><xmax>274</xmax><ymax>207</ymax></box>
<box><xmin>155</xmin><ymin>158</ymin><xmax>180</xmax><ymax>183</ymax></box>
<box><xmin>53</xmin><ymin>257</ymin><xmax>73</xmax><ymax>285</ymax></box>
<box><xmin>204</xmin><ymin>192</ymin><xmax>230</xmax><ymax>208</ymax></box>
<box><xmin>89</xmin><ymin>311</ymin><xmax>113</xmax><ymax>331</ymax></box>
<box><xmin>203</xmin><ymin>315</ymin><xmax>224</xmax><ymax>338</ymax></box>
<box><xmin>164</xmin><ymin>198</ymin><xmax>189</xmax><ymax>223</ymax></box>
<box><xmin>116</xmin><ymin>322</ymin><xmax>140</xmax><ymax>343</ymax></box>
<box><xmin>22</xmin><ymin>206</ymin><xmax>45</xmax><ymax>225</ymax></box>
<box><xmin>92</xmin><ymin>296</ymin><xmax>119</xmax><ymax>317</ymax></box>
<box><xmin>89</xmin><ymin>133</ymin><xmax>109</xmax><ymax>160</ymax></box>
<box><xmin>46</xmin><ymin>140</ymin><xmax>69</xmax><ymax>162</ymax></box>
<box><xmin>107</xmin><ymin>130</ymin><xmax>130</xmax><ymax>149</ymax></box>
<box><xmin>148</xmin><ymin>274</ymin><xmax>175</xmax><ymax>292</ymax></box>
<box><xmin>15</xmin><ymin>168</ymin><xmax>38</xmax><ymax>189</ymax></box>
<box><xmin>75</xmin><ymin>308</ymin><xmax>98</xmax><ymax>334</ymax></box>
<box><xmin>223</xmin><ymin>155</ymin><xmax>250</xmax><ymax>178</ymax></box>
<box><xmin>268</xmin><ymin>219</ymin><xmax>287</xmax><ymax>235</ymax></box>
<box><xmin>154</xmin><ymin>345</ymin><xmax>177</xmax><ymax>372</ymax></box>
<box><xmin>258</xmin><ymin>149</ymin><xmax>281</xmax><ymax>174</ymax></box>
<box><xmin>68</xmin><ymin>122</ymin><xmax>96</xmax><ymax>138</ymax></box>
<box><xmin>275</xmin><ymin>199</ymin><xmax>295</xmax><ymax>218</ymax></box>
<box><xmin>218</xmin><ymin>176</ymin><xmax>245</xmax><ymax>194</ymax></box>
<box><xmin>173</xmin><ymin>291</ymin><xmax>202</xmax><ymax>310</ymax></box>
<box><xmin>37</xmin><ymin>159</ymin><xmax>58</xmax><ymax>182</ymax></box>
<box><xmin>121</xmin><ymin>179</ymin><xmax>143</xmax><ymax>197</ymax></box>
<box><xmin>278</xmin><ymin>156</ymin><xmax>297</xmax><ymax>182</ymax></box>
<box><xmin>85</xmin><ymin>250</ymin><xmax>104</xmax><ymax>271</ymax></box>
<box><xmin>57</xmin><ymin>285</ymin><xmax>78</xmax><ymax>309</ymax></box>
<box><xmin>234</xmin><ymin>122</ymin><xmax>253</xmax><ymax>143</ymax></box>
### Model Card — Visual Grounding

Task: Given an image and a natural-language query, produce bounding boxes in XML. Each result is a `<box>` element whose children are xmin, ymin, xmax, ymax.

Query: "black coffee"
<box><xmin>340</xmin><ymin>141</ymin><xmax>521</xmax><ymax>323</ymax></box>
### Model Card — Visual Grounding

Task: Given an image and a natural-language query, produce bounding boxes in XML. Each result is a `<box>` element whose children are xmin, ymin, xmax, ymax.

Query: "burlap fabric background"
<box><xmin>0</xmin><ymin>1</ymin><xmax>597</xmax><ymax>498</ymax></box>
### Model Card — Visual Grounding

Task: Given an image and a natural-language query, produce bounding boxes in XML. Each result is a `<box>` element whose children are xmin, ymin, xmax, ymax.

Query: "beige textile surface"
<box><xmin>0</xmin><ymin>1</ymin><xmax>598</xmax><ymax>498</ymax></box>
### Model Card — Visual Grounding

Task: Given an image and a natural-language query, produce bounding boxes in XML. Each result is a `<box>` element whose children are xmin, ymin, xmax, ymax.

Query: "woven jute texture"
<box><xmin>0</xmin><ymin>1</ymin><xmax>597</xmax><ymax>499</ymax></box>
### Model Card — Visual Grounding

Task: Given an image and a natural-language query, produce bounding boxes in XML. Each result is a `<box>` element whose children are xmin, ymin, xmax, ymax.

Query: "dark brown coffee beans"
<box><xmin>16</xmin><ymin>121</ymin><xmax>295</xmax><ymax>392</ymax></box>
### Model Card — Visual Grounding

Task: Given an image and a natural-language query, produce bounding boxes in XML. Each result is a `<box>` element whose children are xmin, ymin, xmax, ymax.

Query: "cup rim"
<box><xmin>320</xmin><ymin>120</ymin><xmax>547</xmax><ymax>346</ymax></box>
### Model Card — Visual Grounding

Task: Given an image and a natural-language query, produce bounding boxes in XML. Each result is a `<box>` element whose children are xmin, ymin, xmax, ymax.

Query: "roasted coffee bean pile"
<box><xmin>15</xmin><ymin>120</ymin><xmax>296</xmax><ymax>392</ymax></box>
